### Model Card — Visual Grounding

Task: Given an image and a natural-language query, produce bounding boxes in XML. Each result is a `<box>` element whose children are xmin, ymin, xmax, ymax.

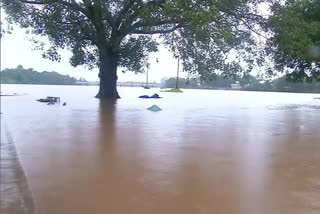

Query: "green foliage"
<box><xmin>164</xmin><ymin>75</ymin><xmax>238</xmax><ymax>89</ymax></box>
<box><xmin>164</xmin><ymin>74</ymin><xmax>261</xmax><ymax>89</ymax></box>
<box><xmin>162</xmin><ymin>88</ymin><xmax>183</xmax><ymax>93</ymax></box>
<box><xmin>163</xmin><ymin>77</ymin><xmax>199</xmax><ymax>89</ymax></box>
<box><xmin>163</xmin><ymin>74</ymin><xmax>320</xmax><ymax>93</ymax></box>
<box><xmin>271</xmin><ymin>75</ymin><xmax>320</xmax><ymax>93</ymax></box>
<box><xmin>3</xmin><ymin>0</ymin><xmax>269</xmax><ymax>77</ymax></box>
<box><xmin>0</xmin><ymin>65</ymin><xmax>80</xmax><ymax>85</ymax></box>
<box><xmin>268</xmin><ymin>0</ymin><xmax>320</xmax><ymax>80</ymax></box>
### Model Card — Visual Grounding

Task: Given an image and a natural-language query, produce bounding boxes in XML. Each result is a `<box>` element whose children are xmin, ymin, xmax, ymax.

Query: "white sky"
<box><xmin>1</xmin><ymin>25</ymin><xmax>185</xmax><ymax>82</ymax></box>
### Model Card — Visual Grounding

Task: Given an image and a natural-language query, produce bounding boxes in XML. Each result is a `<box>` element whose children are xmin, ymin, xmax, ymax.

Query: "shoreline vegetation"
<box><xmin>1</xmin><ymin>66</ymin><xmax>320</xmax><ymax>94</ymax></box>
<box><xmin>162</xmin><ymin>76</ymin><xmax>320</xmax><ymax>94</ymax></box>
<box><xmin>0</xmin><ymin>66</ymin><xmax>84</xmax><ymax>85</ymax></box>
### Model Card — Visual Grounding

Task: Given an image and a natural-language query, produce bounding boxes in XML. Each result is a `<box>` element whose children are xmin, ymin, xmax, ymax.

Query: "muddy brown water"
<box><xmin>1</xmin><ymin>84</ymin><xmax>320</xmax><ymax>214</ymax></box>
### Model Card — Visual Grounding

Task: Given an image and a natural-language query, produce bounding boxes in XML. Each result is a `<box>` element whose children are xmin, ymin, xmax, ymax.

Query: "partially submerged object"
<box><xmin>147</xmin><ymin>105</ymin><xmax>162</xmax><ymax>112</ymax></box>
<box><xmin>315</xmin><ymin>97</ymin><xmax>320</xmax><ymax>100</ymax></box>
<box><xmin>139</xmin><ymin>95</ymin><xmax>150</xmax><ymax>99</ymax></box>
<box><xmin>37</xmin><ymin>96</ymin><xmax>61</xmax><ymax>103</ymax></box>
<box><xmin>139</xmin><ymin>93</ymin><xmax>162</xmax><ymax>99</ymax></box>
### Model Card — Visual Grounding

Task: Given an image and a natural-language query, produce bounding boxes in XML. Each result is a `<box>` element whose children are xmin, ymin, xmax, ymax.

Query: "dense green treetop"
<box><xmin>268</xmin><ymin>0</ymin><xmax>320</xmax><ymax>81</ymax></box>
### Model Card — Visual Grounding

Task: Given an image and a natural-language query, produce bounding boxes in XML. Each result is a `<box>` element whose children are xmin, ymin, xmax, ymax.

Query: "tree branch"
<box><xmin>114</xmin><ymin>0</ymin><xmax>137</xmax><ymax>30</ymax></box>
<box><xmin>241</xmin><ymin>21</ymin><xmax>269</xmax><ymax>40</ymax></box>
<box><xmin>218</xmin><ymin>7</ymin><xmax>268</xmax><ymax>40</ymax></box>
<box><xmin>133</xmin><ymin>0</ymin><xmax>166</xmax><ymax>16</ymax></box>
<box><xmin>102</xmin><ymin>7</ymin><xmax>115</xmax><ymax>28</ymax></box>
<box><xmin>117</xmin><ymin>0</ymin><xmax>170</xmax><ymax>38</ymax></box>
<box><xmin>76</xmin><ymin>20</ymin><xmax>97</xmax><ymax>45</ymax></box>
<box><xmin>130</xmin><ymin>24</ymin><xmax>182</xmax><ymax>35</ymax></box>
<box><xmin>19</xmin><ymin>0</ymin><xmax>46</xmax><ymax>4</ymax></box>
<box><xmin>118</xmin><ymin>0</ymin><xmax>135</xmax><ymax>18</ymax></box>
<box><xmin>145</xmin><ymin>0</ymin><xmax>166</xmax><ymax>7</ymax></box>
<box><xmin>20</xmin><ymin>0</ymin><xmax>87</xmax><ymax>14</ymax></box>
<box><xmin>132</xmin><ymin>19</ymin><xmax>178</xmax><ymax>29</ymax></box>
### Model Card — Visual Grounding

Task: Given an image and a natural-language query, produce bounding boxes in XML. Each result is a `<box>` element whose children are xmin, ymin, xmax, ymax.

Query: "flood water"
<box><xmin>1</xmin><ymin>84</ymin><xmax>320</xmax><ymax>214</ymax></box>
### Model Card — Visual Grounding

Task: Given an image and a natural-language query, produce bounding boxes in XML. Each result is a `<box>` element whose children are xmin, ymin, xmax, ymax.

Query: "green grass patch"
<box><xmin>161</xmin><ymin>88</ymin><xmax>183</xmax><ymax>93</ymax></box>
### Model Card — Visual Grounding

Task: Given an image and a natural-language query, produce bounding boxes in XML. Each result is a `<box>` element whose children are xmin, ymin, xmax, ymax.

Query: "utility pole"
<box><xmin>146</xmin><ymin>64</ymin><xmax>149</xmax><ymax>88</ymax></box>
<box><xmin>176</xmin><ymin>57</ymin><xmax>180</xmax><ymax>89</ymax></box>
<box><xmin>144</xmin><ymin>63</ymin><xmax>150</xmax><ymax>89</ymax></box>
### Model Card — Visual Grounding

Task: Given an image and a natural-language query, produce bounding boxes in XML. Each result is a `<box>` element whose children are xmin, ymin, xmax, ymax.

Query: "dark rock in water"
<box><xmin>315</xmin><ymin>97</ymin><xmax>320</xmax><ymax>100</ymax></box>
<box><xmin>37</xmin><ymin>96</ymin><xmax>60</xmax><ymax>103</ymax></box>
<box><xmin>147</xmin><ymin>105</ymin><xmax>162</xmax><ymax>112</ymax></box>
<box><xmin>150</xmin><ymin>93</ymin><xmax>161</xmax><ymax>99</ymax></box>
<box><xmin>139</xmin><ymin>93</ymin><xmax>162</xmax><ymax>99</ymax></box>
<box><xmin>62</xmin><ymin>102</ymin><xmax>67</xmax><ymax>106</ymax></box>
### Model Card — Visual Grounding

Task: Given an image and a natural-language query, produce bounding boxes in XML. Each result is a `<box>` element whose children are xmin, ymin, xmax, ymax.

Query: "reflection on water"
<box><xmin>1</xmin><ymin>84</ymin><xmax>320</xmax><ymax>214</ymax></box>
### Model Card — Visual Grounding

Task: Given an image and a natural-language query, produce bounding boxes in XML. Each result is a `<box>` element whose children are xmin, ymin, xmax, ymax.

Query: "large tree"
<box><xmin>3</xmin><ymin>0</ymin><xmax>268</xmax><ymax>98</ymax></box>
<box><xmin>267</xmin><ymin>0</ymin><xmax>320</xmax><ymax>81</ymax></box>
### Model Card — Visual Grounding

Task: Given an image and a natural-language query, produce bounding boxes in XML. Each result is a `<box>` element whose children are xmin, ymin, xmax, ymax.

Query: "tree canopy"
<box><xmin>2</xmin><ymin>0</ymin><xmax>270</xmax><ymax>98</ymax></box>
<box><xmin>267</xmin><ymin>0</ymin><xmax>320</xmax><ymax>81</ymax></box>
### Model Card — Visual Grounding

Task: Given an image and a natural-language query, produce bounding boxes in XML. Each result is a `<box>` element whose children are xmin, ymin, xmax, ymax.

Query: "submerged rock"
<box><xmin>147</xmin><ymin>105</ymin><xmax>162</xmax><ymax>112</ymax></box>
<box><xmin>139</xmin><ymin>95</ymin><xmax>150</xmax><ymax>99</ymax></box>
<box><xmin>37</xmin><ymin>96</ymin><xmax>60</xmax><ymax>103</ymax></box>
<box><xmin>139</xmin><ymin>93</ymin><xmax>162</xmax><ymax>99</ymax></box>
<box><xmin>150</xmin><ymin>93</ymin><xmax>161</xmax><ymax>99</ymax></box>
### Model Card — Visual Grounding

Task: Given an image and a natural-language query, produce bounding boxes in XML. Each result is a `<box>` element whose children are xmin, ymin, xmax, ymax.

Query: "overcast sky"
<box><xmin>1</xmin><ymin>22</ymin><xmax>185</xmax><ymax>82</ymax></box>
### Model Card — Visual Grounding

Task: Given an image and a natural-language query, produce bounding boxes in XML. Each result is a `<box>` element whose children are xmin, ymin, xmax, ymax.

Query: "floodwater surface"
<box><xmin>1</xmin><ymin>84</ymin><xmax>320</xmax><ymax>214</ymax></box>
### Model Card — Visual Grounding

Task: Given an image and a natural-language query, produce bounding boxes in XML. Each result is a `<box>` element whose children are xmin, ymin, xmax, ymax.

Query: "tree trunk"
<box><xmin>96</xmin><ymin>50</ymin><xmax>120</xmax><ymax>99</ymax></box>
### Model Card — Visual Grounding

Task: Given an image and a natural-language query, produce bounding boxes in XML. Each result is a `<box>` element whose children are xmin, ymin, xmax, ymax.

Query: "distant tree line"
<box><xmin>0</xmin><ymin>65</ymin><xmax>85</xmax><ymax>85</ymax></box>
<box><xmin>163</xmin><ymin>75</ymin><xmax>261</xmax><ymax>89</ymax></box>
<box><xmin>163</xmin><ymin>75</ymin><xmax>320</xmax><ymax>93</ymax></box>
<box><xmin>265</xmin><ymin>76</ymin><xmax>320</xmax><ymax>93</ymax></box>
